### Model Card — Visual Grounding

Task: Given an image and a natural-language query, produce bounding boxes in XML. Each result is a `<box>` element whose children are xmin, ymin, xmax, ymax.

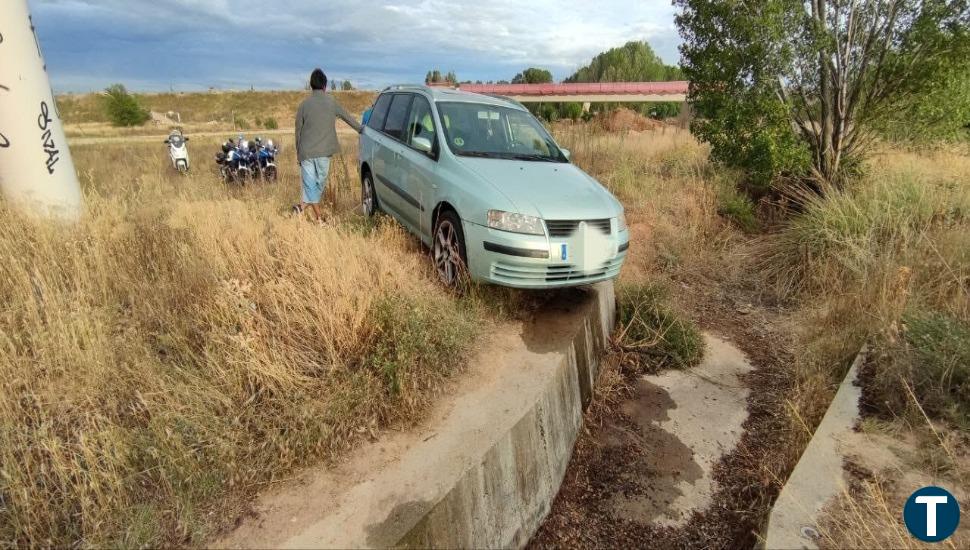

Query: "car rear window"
<box><xmin>368</xmin><ymin>94</ymin><xmax>392</xmax><ymax>130</ymax></box>
<box><xmin>383</xmin><ymin>94</ymin><xmax>413</xmax><ymax>141</ymax></box>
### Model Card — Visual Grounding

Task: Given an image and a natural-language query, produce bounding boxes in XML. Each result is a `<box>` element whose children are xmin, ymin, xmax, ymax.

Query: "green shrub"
<box><xmin>645</xmin><ymin>102</ymin><xmax>682</xmax><ymax>120</ymax></box>
<box><xmin>903</xmin><ymin>312</ymin><xmax>969</xmax><ymax>425</ymax></box>
<box><xmin>235</xmin><ymin>117</ymin><xmax>249</xmax><ymax>130</ymax></box>
<box><xmin>718</xmin><ymin>189</ymin><xmax>760</xmax><ymax>233</ymax></box>
<box><xmin>101</xmin><ymin>84</ymin><xmax>150</xmax><ymax>127</ymax></box>
<box><xmin>617</xmin><ymin>282</ymin><xmax>705</xmax><ymax>370</ymax></box>
<box><xmin>262</xmin><ymin>117</ymin><xmax>279</xmax><ymax>130</ymax></box>
<box><xmin>562</xmin><ymin>103</ymin><xmax>583</xmax><ymax>121</ymax></box>
<box><xmin>365</xmin><ymin>294</ymin><xmax>476</xmax><ymax>397</ymax></box>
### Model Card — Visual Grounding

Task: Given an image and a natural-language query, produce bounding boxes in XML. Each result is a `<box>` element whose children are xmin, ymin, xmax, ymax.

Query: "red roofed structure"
<box><xmin>451</xmin><ymin>81</ymin><xmax>689</xmax><ymax>103</ymax></box>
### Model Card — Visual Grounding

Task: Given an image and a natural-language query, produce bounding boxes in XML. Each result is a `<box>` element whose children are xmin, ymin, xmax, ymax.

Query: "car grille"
<box><xmin>491</xmin><ymin>256</ymin><xmax>624</xmax><ymax>286</ymax></box>
<box><xmin>545</xmin><ymin>218</ymin><xmax>612</xmax><ymax>237</ymax></box>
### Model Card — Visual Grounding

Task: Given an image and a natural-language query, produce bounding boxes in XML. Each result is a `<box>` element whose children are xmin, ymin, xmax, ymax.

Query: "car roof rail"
<box><xmin>382</xmin><ymin>83</ymin><xmax>436</xmax><ymax>92</ymax></box>
<box><xmin>479</xmin><ymin>93</ymin><xmax>528</xmax><ymax>110</ymax></box>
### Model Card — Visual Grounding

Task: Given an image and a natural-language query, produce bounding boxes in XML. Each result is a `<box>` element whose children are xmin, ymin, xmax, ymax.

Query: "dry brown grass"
<box><xmin>57</xmin><ymin>90</ymin><xmax>376</xmax><ymax>137</ymax></box>
<box><xmin>820</xmin><ymin>476</ymin><xmax>968</xmax><ymax>550</ymax></box>
<box><xmin>0</xmin><ymin>134</ymin><xmax>480</xmax><ymax>547</ymax></box>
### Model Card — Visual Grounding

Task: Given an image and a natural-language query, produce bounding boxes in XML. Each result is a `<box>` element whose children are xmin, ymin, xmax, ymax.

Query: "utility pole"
<box><xmin>0</xmin><ymin>0</ymin><xmax>82</xmax><ymax>220</ymax></box>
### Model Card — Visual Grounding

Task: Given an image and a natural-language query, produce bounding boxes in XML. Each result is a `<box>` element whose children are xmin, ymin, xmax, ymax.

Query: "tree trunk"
<box><xmin>815</xmin><ymin>0</ymin><xmax>838</xmax><ymax>185</ymax></box>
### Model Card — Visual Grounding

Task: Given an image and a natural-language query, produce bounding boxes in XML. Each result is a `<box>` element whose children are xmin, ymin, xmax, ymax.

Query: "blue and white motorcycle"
<box><xmin>256</xmin><ymin>139</ymin><xmax>279</xmax><ymax>182</ymax></box>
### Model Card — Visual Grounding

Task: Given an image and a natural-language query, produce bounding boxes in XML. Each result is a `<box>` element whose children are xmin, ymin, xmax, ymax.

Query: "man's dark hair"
<box><xmin>310</xmin><ymin>69</ymin><xmax>328</xmax><ymax>91</ymax></box>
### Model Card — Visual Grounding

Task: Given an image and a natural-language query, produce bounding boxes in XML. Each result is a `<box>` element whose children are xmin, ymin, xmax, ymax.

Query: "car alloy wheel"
<box><xmin>432</xmin><ymin>212</ymin><xmax>466</xmax><ymax>287</ymax></box>
<box><xmin>362</xmin><ymin>174</ymin><xmax>376</xmax><ymax>216</ymax></box>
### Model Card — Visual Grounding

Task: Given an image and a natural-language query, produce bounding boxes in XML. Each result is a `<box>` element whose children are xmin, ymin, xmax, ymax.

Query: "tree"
<box><xmin>512</xmin><ymin>68</ymin><xmax>554</xmax><ymax>84</ymax></box>
<box><xmin>341</xmin><ymin>80</ymin><xmax>354</xmax><ymax>91</ymax></box>
<box><xmin>872</xmin><ymin>55</ymin><xmax>970</xmax><ymax>142</ymax></box>
<box><xmin>676</xmin><ymin>0</ymin><xmax>970</xmax><ymax>191</ymax></box>
<box><xmin>330</xmin><ymin>80</ymin><xmax>337</xmax><ymax>91</ymax></box>
<box><xmin>425</xmin><ymin>69</ymin><xmax>444</xmax><ymax>84</ymax></box>
<box><xmin>565</xmin><ymin>41</ymin><xmax>682</xmax><ymax>83</ymax></box>
<box><xmin>445</xmin><ymin>70</ymin><xmax>458</xmax><ymax>84</ymax></box>
<box><xmin>101</xmin><ymin>84</ymin><xmax>150</xmax><ymax>127</ymax></box>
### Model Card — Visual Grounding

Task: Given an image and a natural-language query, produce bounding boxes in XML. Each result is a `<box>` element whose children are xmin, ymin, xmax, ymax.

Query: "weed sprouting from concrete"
<box><xmin>616</xmin><ymin>282</ymin><xmax>705</xmax><ymax>371</ymax></box>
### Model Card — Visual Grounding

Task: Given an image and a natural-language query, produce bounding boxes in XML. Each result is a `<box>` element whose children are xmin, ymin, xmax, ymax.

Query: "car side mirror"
<box><xmin>412</xmin><ymin>136</ymin><xmax>433</xmax><ymax>154</ymax></box>
<box><xmin>560</xmin><ymin>148</ymin><xmax>571</xmax><ymax>161</ymax></box>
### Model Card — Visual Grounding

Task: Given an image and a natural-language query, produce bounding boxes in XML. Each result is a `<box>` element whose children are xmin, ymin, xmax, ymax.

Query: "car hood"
<box><xmin>456</xmin><ymin>158</ymin><xmax>621</xmax><ymax>220</ymax></box>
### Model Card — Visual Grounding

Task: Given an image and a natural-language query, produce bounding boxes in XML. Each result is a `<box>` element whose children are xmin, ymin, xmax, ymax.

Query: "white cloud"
<box><xmin>29</xmin><ymin>0</ymin><xmax>682</xmax><ymax>90</ymax></box>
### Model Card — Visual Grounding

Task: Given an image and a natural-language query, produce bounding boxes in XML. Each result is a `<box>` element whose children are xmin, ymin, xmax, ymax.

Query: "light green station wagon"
<box><xmin>358</xmin><ymin>85</ymin><xmax>629</xmax><ymax>289</ymax></box>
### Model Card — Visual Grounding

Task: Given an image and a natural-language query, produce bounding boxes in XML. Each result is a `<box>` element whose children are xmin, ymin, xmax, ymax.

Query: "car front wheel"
<box><xmin>362</xmin><ymin>172</ymin><xmax>378</xmax><ymax>217</ymax></box>
<box><xmin>432</xmin><ymin>210</ymin><xmax>467</xmax><ymax>288</ymax></box>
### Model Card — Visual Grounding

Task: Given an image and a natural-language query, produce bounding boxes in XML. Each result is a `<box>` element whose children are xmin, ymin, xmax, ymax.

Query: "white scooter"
<box><xmin>164</xmin><ymin>130</ymin><xmax>191</xmax><ymax>174</ymax></box>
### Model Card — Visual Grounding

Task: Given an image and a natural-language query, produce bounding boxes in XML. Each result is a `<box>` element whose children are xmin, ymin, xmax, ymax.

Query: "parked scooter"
<box><xmin>164</xmin><ymin>130</ymin><xmax>191</xmax><ymax>173</ymax></box>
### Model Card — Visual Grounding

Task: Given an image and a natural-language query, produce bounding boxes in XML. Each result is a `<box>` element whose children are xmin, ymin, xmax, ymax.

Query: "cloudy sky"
<box><xmin>29</xmin><ymin>0</ymin><xmax>682</xmax><ymax>92</ymax></box>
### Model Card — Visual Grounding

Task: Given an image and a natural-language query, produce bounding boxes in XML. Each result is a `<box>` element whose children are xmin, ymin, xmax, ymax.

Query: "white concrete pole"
<box><xmin>0</xmin><ymin>0</ymin><xmax>83</xmax><ymax>220</ymax></box>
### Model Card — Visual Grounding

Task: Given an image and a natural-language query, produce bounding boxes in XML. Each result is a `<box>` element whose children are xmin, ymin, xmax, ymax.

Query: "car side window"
<box><xmin>368</xmin><ymin>94</ymin><xmax>392</xmax><ymax>131</ymax></box>
<box><xmin>383</xmin><ymin>94</ymin><xmax>412</xmax><ymax>141</ymax></box>
<box><xmin>406</xmin><ymin>96</ymin><xmax>437</xmax><ymax>151</ymax></box>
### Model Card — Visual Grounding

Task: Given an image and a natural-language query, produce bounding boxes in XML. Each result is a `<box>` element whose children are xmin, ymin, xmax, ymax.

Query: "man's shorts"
<box><xmin>300</xmin><ymin>157</ymin><xmax>331</xmax><ymax>204</ymax></box>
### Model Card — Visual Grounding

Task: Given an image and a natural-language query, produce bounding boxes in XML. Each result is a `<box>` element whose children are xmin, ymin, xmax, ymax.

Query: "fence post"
<box><xmin>0</xmin><ymin>0</ymin><xmax>83</xmax><ymax>220</ymax></box>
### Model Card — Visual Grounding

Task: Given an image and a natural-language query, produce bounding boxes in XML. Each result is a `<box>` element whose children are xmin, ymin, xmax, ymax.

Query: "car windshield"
<box><xmin>437</xmin><ymin>102</ymin><xmax>565</xmax><ymax>162</ymax></box>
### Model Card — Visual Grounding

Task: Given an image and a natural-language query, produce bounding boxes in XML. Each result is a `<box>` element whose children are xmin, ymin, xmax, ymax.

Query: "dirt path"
<box><xmin>532</xmin><ymin>265</ymin><xmax>800</xmax><ymax>548</ymax></box>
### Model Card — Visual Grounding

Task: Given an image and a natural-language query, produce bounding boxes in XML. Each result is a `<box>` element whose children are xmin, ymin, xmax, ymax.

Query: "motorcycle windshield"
<box><xmin>169</xmin><ymin>135</ymin><xmax>185</xmax><ymax>147</ymax></box>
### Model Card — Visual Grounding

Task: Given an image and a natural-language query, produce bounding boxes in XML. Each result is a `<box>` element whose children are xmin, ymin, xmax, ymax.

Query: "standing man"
<box><xmin>294</xmin><ymin>68</ymin><xmax>362</xmax><ymax>222</ymax></box>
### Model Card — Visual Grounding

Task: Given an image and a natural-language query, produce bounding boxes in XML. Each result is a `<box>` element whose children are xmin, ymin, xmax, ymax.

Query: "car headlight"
<box><xmin>487</xmin><ymin>210</ymin><xmax>545</xmax><ymax>235</ymax></box>
<box><xmin>617</xmin><ymin>210</ymin><xmax>628</xmax><ymax>232</ymax></box>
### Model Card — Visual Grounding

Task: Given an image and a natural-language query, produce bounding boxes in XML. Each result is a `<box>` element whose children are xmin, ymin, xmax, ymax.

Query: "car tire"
<box><xmin>432</xmin><ymin>209</ymin><xmax>468</xmax><ymax>288</ymax></box>
<box><xmin>362</xmin><ymin>172</ymin><xmax>379</xmax><ymax>216</ymax></box>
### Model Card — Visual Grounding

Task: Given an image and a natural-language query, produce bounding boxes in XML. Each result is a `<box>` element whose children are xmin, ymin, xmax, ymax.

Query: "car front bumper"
<box><xmin>463</xmin><ymin>221</ymin><xmax>630</xmax><ymax>289</ymax></box>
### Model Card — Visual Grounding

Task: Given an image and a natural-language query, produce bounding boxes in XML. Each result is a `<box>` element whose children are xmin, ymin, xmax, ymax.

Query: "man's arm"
<box><xmin>335</xmin><ymin>101</ymin><xmax>363</xmax><ymax>133</ymax></box>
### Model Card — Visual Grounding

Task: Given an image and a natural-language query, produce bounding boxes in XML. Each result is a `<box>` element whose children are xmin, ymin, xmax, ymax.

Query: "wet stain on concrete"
<box><xmin>597</xmin><ymin>379</ymin><xmax>704</xmax><ymax>525</ymax></box>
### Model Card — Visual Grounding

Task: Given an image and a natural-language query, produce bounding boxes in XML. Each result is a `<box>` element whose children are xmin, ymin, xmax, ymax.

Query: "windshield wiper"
<box><xmin>457</xmin><ymin>151</ymin><xmax>501</xmax><ymax>158</ymax></box>
<box><xmin>509</xmin><ymin>153</ymin><xmax>560</xmax><ymax>163</ymax></box>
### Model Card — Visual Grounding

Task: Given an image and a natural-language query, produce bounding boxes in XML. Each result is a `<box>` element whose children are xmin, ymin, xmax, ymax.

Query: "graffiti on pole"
<box><xmin>38</xmin><ymin>101</ymin><xmax>60</xmax><ymax>174</ymax></box>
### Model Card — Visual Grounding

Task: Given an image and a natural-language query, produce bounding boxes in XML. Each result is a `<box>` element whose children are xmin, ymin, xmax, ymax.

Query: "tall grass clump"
<box><xmin>0</xmin><ymin>138</ymin><xmax>479</xmax><ymax>547</ymax></box>
<box><xmin>717</xmin><ymin>185</ymin><xmax>760</xmax><ymax>233</ymax></box>
<box><xmin>616</xmin><ymin>282</ymin><xmax>705</xmax><ymax>371</ymax></box>
<box><xmin>867</xmin><ymin>311</ymin><xmax>970</xmax><ymax>429</ymax></box>
<box><xmin>763</xmin><ymin>169</ymin><xmax>969</xmax><ymax>300</ymax></box>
